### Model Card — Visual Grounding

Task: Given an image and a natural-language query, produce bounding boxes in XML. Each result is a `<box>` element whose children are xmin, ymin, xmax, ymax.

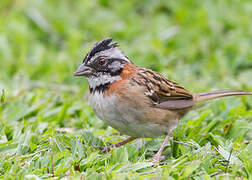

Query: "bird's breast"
<box><xmin>89</xmin><ymin>91</ymin><xmax>119</xmax><ymax>122</ymax></box>
<box><xmin>88</xmin><ymin>87</ymin><xmax>178</xmax><ymax>138</ymax></box>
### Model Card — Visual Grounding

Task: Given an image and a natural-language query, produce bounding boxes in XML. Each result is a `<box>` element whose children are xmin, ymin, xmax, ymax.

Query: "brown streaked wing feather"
<box><xmin>132</xmin><ymin>68</ymin><xmax>193</xmax><ymax>106</ymax></box>
<box><xmin>135</xmin><ymin>68</ymin><xmax>192</xmax><ymax>103</ymax></box>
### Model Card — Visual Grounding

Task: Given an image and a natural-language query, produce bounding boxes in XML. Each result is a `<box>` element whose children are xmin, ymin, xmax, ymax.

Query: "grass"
<box><xmin>0</xmin><ymin>0</ymin><xmax>252</xmax><ymax>179</ymax></box>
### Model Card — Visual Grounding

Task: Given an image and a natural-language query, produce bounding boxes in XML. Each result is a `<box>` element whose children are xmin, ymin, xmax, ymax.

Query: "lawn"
<box><xmin>0</xmin><ymin>0</ymin><xmax>252</xmax><ymax>179</ymax></box>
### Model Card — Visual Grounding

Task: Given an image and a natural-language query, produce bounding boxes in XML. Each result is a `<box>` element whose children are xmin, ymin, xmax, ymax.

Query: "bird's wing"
<box><xmin>132</xmin><ymin>68</ymin><xmax>194</xmax><ymax>110</ymax></box>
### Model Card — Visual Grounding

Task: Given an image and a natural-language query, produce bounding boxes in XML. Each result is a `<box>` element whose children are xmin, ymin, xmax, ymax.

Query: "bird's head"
<box><xmin>74</xmin><ymin>38</ymin><xmax>130</xmax><ymax>90</ymax></box>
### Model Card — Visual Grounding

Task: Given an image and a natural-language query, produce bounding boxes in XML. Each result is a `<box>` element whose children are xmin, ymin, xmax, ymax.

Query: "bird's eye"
<box><xmin>99</xmin><ymin>59</ymin><xmax>105</xmax><ymax>66</ymax></box>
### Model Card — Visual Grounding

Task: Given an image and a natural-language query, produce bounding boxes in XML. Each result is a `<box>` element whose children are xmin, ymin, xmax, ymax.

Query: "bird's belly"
<box><xmin>89</xmin><ymin>92</ymin><xmax>177</xmax><ymax>138</ymax></box>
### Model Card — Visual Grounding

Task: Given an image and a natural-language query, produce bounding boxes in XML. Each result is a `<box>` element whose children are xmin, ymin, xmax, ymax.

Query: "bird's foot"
<box><xmin>150</xmin><ymin>154</ymin><xmax>166</xmax><ymax>164</ymax></box>
<box><xmin>95</xmin><ymin>145</ymin><xmax>112</xmax><ymax>153</ymax></box>
<box><xmin>95</xmin><ymin>137</ymin><xmax>136</xmax><ymax>153</ymax></box>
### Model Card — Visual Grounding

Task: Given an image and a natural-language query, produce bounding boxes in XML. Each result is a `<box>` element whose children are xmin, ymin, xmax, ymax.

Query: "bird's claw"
<box><xmin>94</xmin><ymin>145</ymin><xmax>111</xmax><ymax>153</ymax></box>
<box><xmin>150</xmin><ymin>155</ymin><xmax>166</xmax><ymax>164</ymax></box>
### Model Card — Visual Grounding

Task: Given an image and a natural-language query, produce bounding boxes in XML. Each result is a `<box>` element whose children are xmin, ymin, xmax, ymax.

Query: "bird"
<box><xmin>74</xmin><ymin>38</ymin><xmax>252</xmax><ymax>163</ymax></box>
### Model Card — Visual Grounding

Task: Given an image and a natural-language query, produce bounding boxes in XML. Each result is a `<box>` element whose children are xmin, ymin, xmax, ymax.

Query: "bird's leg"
<box><xmin>97</xmin><ymin>137</ymin><xmax>136</xmax><ymax>153</ymax></box>
<box><xmin>150</xmin><ymin>133</ymin><xmax>170</xmax><ymax>164</ymax></box>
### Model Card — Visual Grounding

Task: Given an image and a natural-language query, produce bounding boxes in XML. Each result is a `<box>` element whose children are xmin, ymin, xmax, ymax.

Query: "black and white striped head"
<box><xmin>74</xmin><ymin>38</ymin><xmax>130</xmax><ymax>90</ymax></box>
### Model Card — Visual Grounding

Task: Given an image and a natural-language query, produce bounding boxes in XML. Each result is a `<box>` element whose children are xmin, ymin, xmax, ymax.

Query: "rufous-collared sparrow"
<box><xmin>74</xmin><ymin>38</ymin><xmax>252</xmax><ymax>163</ymax></box>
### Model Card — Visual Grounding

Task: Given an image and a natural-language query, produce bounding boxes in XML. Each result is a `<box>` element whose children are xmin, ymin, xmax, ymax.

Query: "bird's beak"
<box><xmin>73</xmin><ymin>64</ymin><xmax>92</xmax><ymax>76</ymax></box>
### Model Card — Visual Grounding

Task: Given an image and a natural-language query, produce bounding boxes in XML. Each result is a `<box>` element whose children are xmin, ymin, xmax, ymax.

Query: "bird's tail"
<box><xmin>194</xmin><ymin>90</ymin><xmax>252</xmax><ymax>103</ymax></box>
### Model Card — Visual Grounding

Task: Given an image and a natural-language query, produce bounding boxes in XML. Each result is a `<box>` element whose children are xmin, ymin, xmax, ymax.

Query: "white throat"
<box><xmin>86</xmin><ymin>74</ymin><xmax>122</xmax><ymax>89</ymax></box>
